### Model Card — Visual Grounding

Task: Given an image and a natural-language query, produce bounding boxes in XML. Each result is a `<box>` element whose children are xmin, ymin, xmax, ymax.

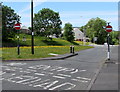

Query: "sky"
<box><xmin>2</xmin><ymin>0</ymin><xmax>119</xmax><ymax>31</ymax></box>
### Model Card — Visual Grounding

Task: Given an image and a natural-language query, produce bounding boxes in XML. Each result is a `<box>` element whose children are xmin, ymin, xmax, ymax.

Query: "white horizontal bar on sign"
<box><xmin>14</xmin><ymin>26</ymin><xmax>20</xmax><ymax>27</ymax></box>
<box><xmin>106</xmin><ymin>28</ymin><xmax>112</xmax><ymax>30</ymax></box>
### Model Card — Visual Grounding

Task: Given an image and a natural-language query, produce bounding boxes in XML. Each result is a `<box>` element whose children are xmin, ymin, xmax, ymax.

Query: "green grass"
<box><xmin>2</xmin><ymin>34</ymin><xmax>91</xmax><ymax>47</ymax></box>
<box><xmin>2</xmin><ymin>33</ymin><xmax>93</xmax><ymax>60</ymax></box>
<box><xmin>2</xmin><ymin>46</ymin><xmax>93</xmax><ymax>60</ymax></box>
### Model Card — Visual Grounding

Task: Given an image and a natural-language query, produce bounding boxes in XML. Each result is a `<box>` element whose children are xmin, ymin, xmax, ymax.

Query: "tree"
<box><xmin>2</xmin><ymin>5</ymin><xmax>21</xmax><ymax>41</ymax></box>
<box><xmin>63</xmin><ymin>23</ymin><xmax>74</xmax><ymax>42</ymax></box>
<box><xmin>80</xmin><ymin>17</ymin><xmax>107</xmax><ymax>44</ymax></box>
<box><xmin>33</xmin><ymin>8</ymin><xmax>62</xmax><ymax>39</ymax></box>
<box><xmin>109</xmin><ymin>31</ymin><xmax>119</xmax><ymax>45</ymax></box>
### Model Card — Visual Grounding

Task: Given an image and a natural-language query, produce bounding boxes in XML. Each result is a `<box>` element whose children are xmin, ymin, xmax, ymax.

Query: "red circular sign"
<box><xmin>106</xmin><ymin>25</ymin><xmax>112</xmax><ymax>32</ymax></box>
<box><xmin>14</xmin><ymin>23</ymin><xmax>21</xmax><ymax>30</ymax></box>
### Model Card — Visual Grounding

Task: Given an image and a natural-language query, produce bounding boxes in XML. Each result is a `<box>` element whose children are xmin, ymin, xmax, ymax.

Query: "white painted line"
<box><xmin>16</xmin><ymin>77</ymin><xmax>38</xmax><ymax>84</ymax></box>
<box><xmin>11</xmin><ymin>74</ymin><xmax>16</xmax><ymax>76</ymax></box>
<box><xmin>49</xmin><ymin>82</ymin><xmax>76</xmax><ymax>90</ymax></box>
<box><xmin>57</xmin><ymin>74</ymin><xmax>71</xmax><ymax>77</ymax></box>
<box><xmin>25</xmin><ymin>78</ymin><xmax>42</xmax><ymax>85</ymax></box>
<box><xmin>41</xmin><ymin>71</ymin><xmax>53</xmax><ymax>75</ymax></box>
<box><xmin>77</xmin><ymin>77</ymin><xmax>91</xmax><ymax>81</ymax></box>
<box><xmin>50</xmin><ymin>66</ymin><xmax>63</xmax><ymax>71</ymax></box>
<box><xmin>71</xmin><ymin>79</ymin><xmax>88</xmax><ymax>83</ymax></box>
<box><xmin>57</xmin><ymin>68</ymin><xmax>74</xmax><ymax>72</ymax></box>
<box><xmin>0</xmin><ymin>78</ymin><xmax>4</xmax><ymax>80</ymax></box>
<box><xmin>52</xmin><ymin>76</ymin><xmax>65</xmax><ymax>79</ymax></box>
<box><xmin>79</xmin><ymin>70</ymin><xmax>86</xmax><ymax>72</ymax></box>
<box><xmin>44</xmin><ymin>81</ymin><xmax>59</xmax><ymax>89</ymax></box>
<box><xmin>0</xmin><ymin>72</ymin><xmax>6</xmax><ymax>75</ymax></box>
<box><xmin>20</xmin><ymin>71</ymin><xmax>31</xmax><ymax>73</ymax></box>
<box><xmin>35</xmin><ymin>73</ymin><xmax>45</xmax><ymax>76</ymax></box>
<box><xmin>70</xmin><ymin>69</ymin><xmax>79</xmax><ymax>74</ymax></box>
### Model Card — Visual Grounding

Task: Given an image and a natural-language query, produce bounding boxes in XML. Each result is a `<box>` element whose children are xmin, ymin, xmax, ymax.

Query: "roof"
<box><xmin>21</xmin><ymin>26</ymin><xmax>28</xmax><ymax>30</ymax></box>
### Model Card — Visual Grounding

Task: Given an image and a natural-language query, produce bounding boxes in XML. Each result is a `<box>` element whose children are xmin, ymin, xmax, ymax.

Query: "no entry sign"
<box><xmin>106</xmin><ymin>25</ymin><xmax>112</xmax><ymax>32</ymax></box>
<box><xmin>14</xmin><ymin>23</ymin><xmax>21</xmax><ymax>30</ymax></box>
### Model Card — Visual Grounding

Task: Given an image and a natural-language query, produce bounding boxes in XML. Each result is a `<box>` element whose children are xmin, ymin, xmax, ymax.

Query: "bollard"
<box><xmin>70</xmin><ymin>46</ymin><xmax>72</xmax><ymax>53</ymax></box>
<box><xmin>72</xmin><ymin>46</ymin><xmax>74</xmax><ymax>54</ymax></box>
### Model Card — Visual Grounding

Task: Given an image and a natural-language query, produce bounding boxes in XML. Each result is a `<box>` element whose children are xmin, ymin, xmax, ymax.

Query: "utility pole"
<box><xmin>31</xmin><ymin>0</ymin><xmax>34</xmax><ymax>54</ymax></box>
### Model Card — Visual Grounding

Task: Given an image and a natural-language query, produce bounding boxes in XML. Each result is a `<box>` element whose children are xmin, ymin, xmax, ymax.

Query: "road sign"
<box><xmin>106</xmin><ymin>25</ymin><xmax>112</xmax><ymax>32</ymax></box>
<box><xmin>14</xmin><ymin>23</ymin><xmax>21</xmax><ymax>30</ymax></box>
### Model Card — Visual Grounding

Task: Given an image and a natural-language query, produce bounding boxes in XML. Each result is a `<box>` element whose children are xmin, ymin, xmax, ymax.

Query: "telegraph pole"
<box><xmin>31</xmin><ymin>0</ymin><xmax>34</xmax><ymax>54</ymax></box>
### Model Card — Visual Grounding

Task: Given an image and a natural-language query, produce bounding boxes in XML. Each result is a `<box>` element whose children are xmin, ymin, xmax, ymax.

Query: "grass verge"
<box><xmin>2</xmin><ymin>46</ymin><xmax>93</xmax><ymax>60</ymax></box>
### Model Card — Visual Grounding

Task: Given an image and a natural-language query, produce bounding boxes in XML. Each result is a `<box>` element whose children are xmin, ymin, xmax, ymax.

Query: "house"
<box><xmin>72</xmin><ymin>27</ymin><xmax>84</xmax><ymax>41</ymax></box>
<box><xmin>20</xmin><ymin>26</ymin><xmax>30</xmax><ymax>34</ymax></box>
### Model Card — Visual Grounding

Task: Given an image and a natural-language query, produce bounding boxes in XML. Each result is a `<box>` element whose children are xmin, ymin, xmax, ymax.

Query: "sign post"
<box><xmin>106</xmin><ymin>23</ymin><xmax>112</xmax><ymax>60</ymax></box>
<box><xmin>14</xmin><ymin>23</ymin><xmax>21</xmax><ymax>55</ymax></box>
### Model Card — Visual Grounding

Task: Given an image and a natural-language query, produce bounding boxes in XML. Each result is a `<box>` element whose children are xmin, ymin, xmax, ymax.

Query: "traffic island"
<box><xmin>3</xmin><ymin>53</ymin><xmax>78</xmax><ymax>62</ymax></box>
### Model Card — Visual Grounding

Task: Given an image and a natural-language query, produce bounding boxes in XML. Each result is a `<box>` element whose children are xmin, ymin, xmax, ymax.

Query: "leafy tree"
<box><xmin>80</xmin><ymin>17</ymin><xmax>107</xmax><ymax>44</ymax></box>
<box><xmin>2</xmin><ymin>5</ymin><xmax>20</xmax><ymax>41</ymax></box>
<box><xmin>109</xmin><ymin>31</ymin><xmax>119</xmax><ymax>45</ymax></box>
<box><xmin>63</xmin><ymin>23</ymin><xmax>74</xmax><ymax>42</ymax></box>
<box><xmin>33</xmin><ymin>8</ymin><xmax>62</xmax><ymax>39</ymax></box>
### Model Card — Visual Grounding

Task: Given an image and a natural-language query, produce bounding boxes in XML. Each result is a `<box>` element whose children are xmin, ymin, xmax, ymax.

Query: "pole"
<box><xmin>31</xmin><ymin>0</ymin><xmax>34</xmax><ymax>54</ymax></box>
<box><xmin>107</xmin><ymin>33</ymin><xmax>110</xmax><ymax>60</ymax></box>
<box><xmin>17</xmin><ymin>30</ymin><xmax>20</xmax><ymax>55</ymax></box>
<box><xmin>107</xmin><ymin>22</ymin><xmax>110</xmax><ymax>60</ymax></box>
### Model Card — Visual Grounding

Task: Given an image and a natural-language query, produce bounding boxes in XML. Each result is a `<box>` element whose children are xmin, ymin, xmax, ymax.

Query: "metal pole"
<box><xmin>107</xmin><ymin>33</ymin><xmax>110</xmax><ymax>60</ymax></box>
<box><xmin>107</xmin><ymin>22</ymin><xmax>110</xmax><ymax>60</ymax></box>
<box><xmin>31</xmin><ymin>0</ymin><xmax>34</xmax><ymax>54</ymax></box>
<box><xmin>70</xmin><ymin>46</ymin><xmax>72</xmax><ymax>53</ymax></box>
<box><xmin>72</xmin><ymin>46</ymin><xmax>74</xmax><ymax>54</ymax></box>
<box><xmin>17</xmin><ymin>30</ymin><xmax>20</xmax><ymax>55</ymax></box>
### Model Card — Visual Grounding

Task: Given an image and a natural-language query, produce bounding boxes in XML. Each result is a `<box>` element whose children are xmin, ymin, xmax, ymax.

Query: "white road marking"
<box><xmin>24</xmin><ymin>78</ymin><xmax>42</xmax><ymax>85</ymax></box>
<box><xmin>20</xmin><ymin>71</ymin><xmax>31</xmax><ymax>73</ymax></box>
<box><xmin>35</xmin><ymin>73</ymin><xmax>45</xmax><ymax>76</ymax></box>
<box><xmin>49</xmin><ymin>66</ymin><xmax>63</xmax><ymax>71</ymax></box>
<box><xmin>71</xmin><ymin>79</ymin><xmax>88</xmax><ymax>83</ymax></box>
<box><xmin>57</xmin><ymin>74</ymin><xmax>71</xmax><ymax>77</ymax></box>
<box><xmin>52</xmin><ymin>76</ymin><xmax>66</xmax><ymax>79</ymax></box>
<box><xmin>41</xmin><ymin>71</ymin><xmax>53</xmax><ymax>75</ymax></box>
<box><xmin>2</xmin><ymin>64</ymin><xmax>91</xmax><ymax>90</ymax></box>
<box><xmin>0</xmin><ymin>72</ymin><xmax>6</xmax><ymax>75</ymax></box>
<box><xmin>29</xmin><ymin>65</ymin><xmax>50</xmax><ymax>70</ymax></box>
<box><xmin>77</xmin><ymin>77</ymin><xmax>91</xmax><ymax>81</ymax></box>
<box><xmin>70</xmin><ymin>69</ymin><xmax>79</xmax><ymax>74</ymax></box>
<box><xmin>49</xmin><ymin>82</ymin><xmax>76</xmax><ymax>90</ymax></box>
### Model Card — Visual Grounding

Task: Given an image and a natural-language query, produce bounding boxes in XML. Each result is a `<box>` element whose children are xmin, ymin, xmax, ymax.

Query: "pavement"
<box><xmin>90</xmin><ymin>45</ymin><xmax>119</xmax><ymax>91</ymax></box>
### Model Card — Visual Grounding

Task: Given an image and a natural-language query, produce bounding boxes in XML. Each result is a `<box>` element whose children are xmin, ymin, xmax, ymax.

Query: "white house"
<box><xmin>20</xmin><ymin>26</ymin><xmax>30</xmax><ymax>34</ymax></box>
<box><xmin>72</xmin><ymin>27</ymin><xmax>84</xmax><ymax>41</ymax></box>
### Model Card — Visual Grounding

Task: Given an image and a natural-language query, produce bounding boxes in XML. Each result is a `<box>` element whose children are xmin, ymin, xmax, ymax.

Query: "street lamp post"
<box><xmin>31</xmin><ymin>0</ymin><xmax>34</xmax><ymax>54</ymax></box>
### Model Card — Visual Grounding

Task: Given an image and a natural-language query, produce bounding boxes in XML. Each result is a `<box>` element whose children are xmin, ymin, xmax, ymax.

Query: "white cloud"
<box><xmin>17</xmin><ymin>1</ymin><xmax>47</xmax><ymax>27</ymax></box>
<box><xmin>18</xmin><ymin>1</ymin><xmax>46</xmax><ymax>14</ymax></box>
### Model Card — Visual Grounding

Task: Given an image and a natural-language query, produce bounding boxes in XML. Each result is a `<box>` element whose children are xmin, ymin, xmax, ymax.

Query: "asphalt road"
<box><xmin>1</xmin><ymin>45</ymin><xmax>117</xmax><ymax>91</ymax></box>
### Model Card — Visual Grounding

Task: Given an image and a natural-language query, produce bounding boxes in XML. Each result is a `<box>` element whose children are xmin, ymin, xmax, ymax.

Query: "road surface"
<box><xmin>1</xmin><ymin>45</ymin><xmax>117</xmax><ymax>90</ymax></box>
